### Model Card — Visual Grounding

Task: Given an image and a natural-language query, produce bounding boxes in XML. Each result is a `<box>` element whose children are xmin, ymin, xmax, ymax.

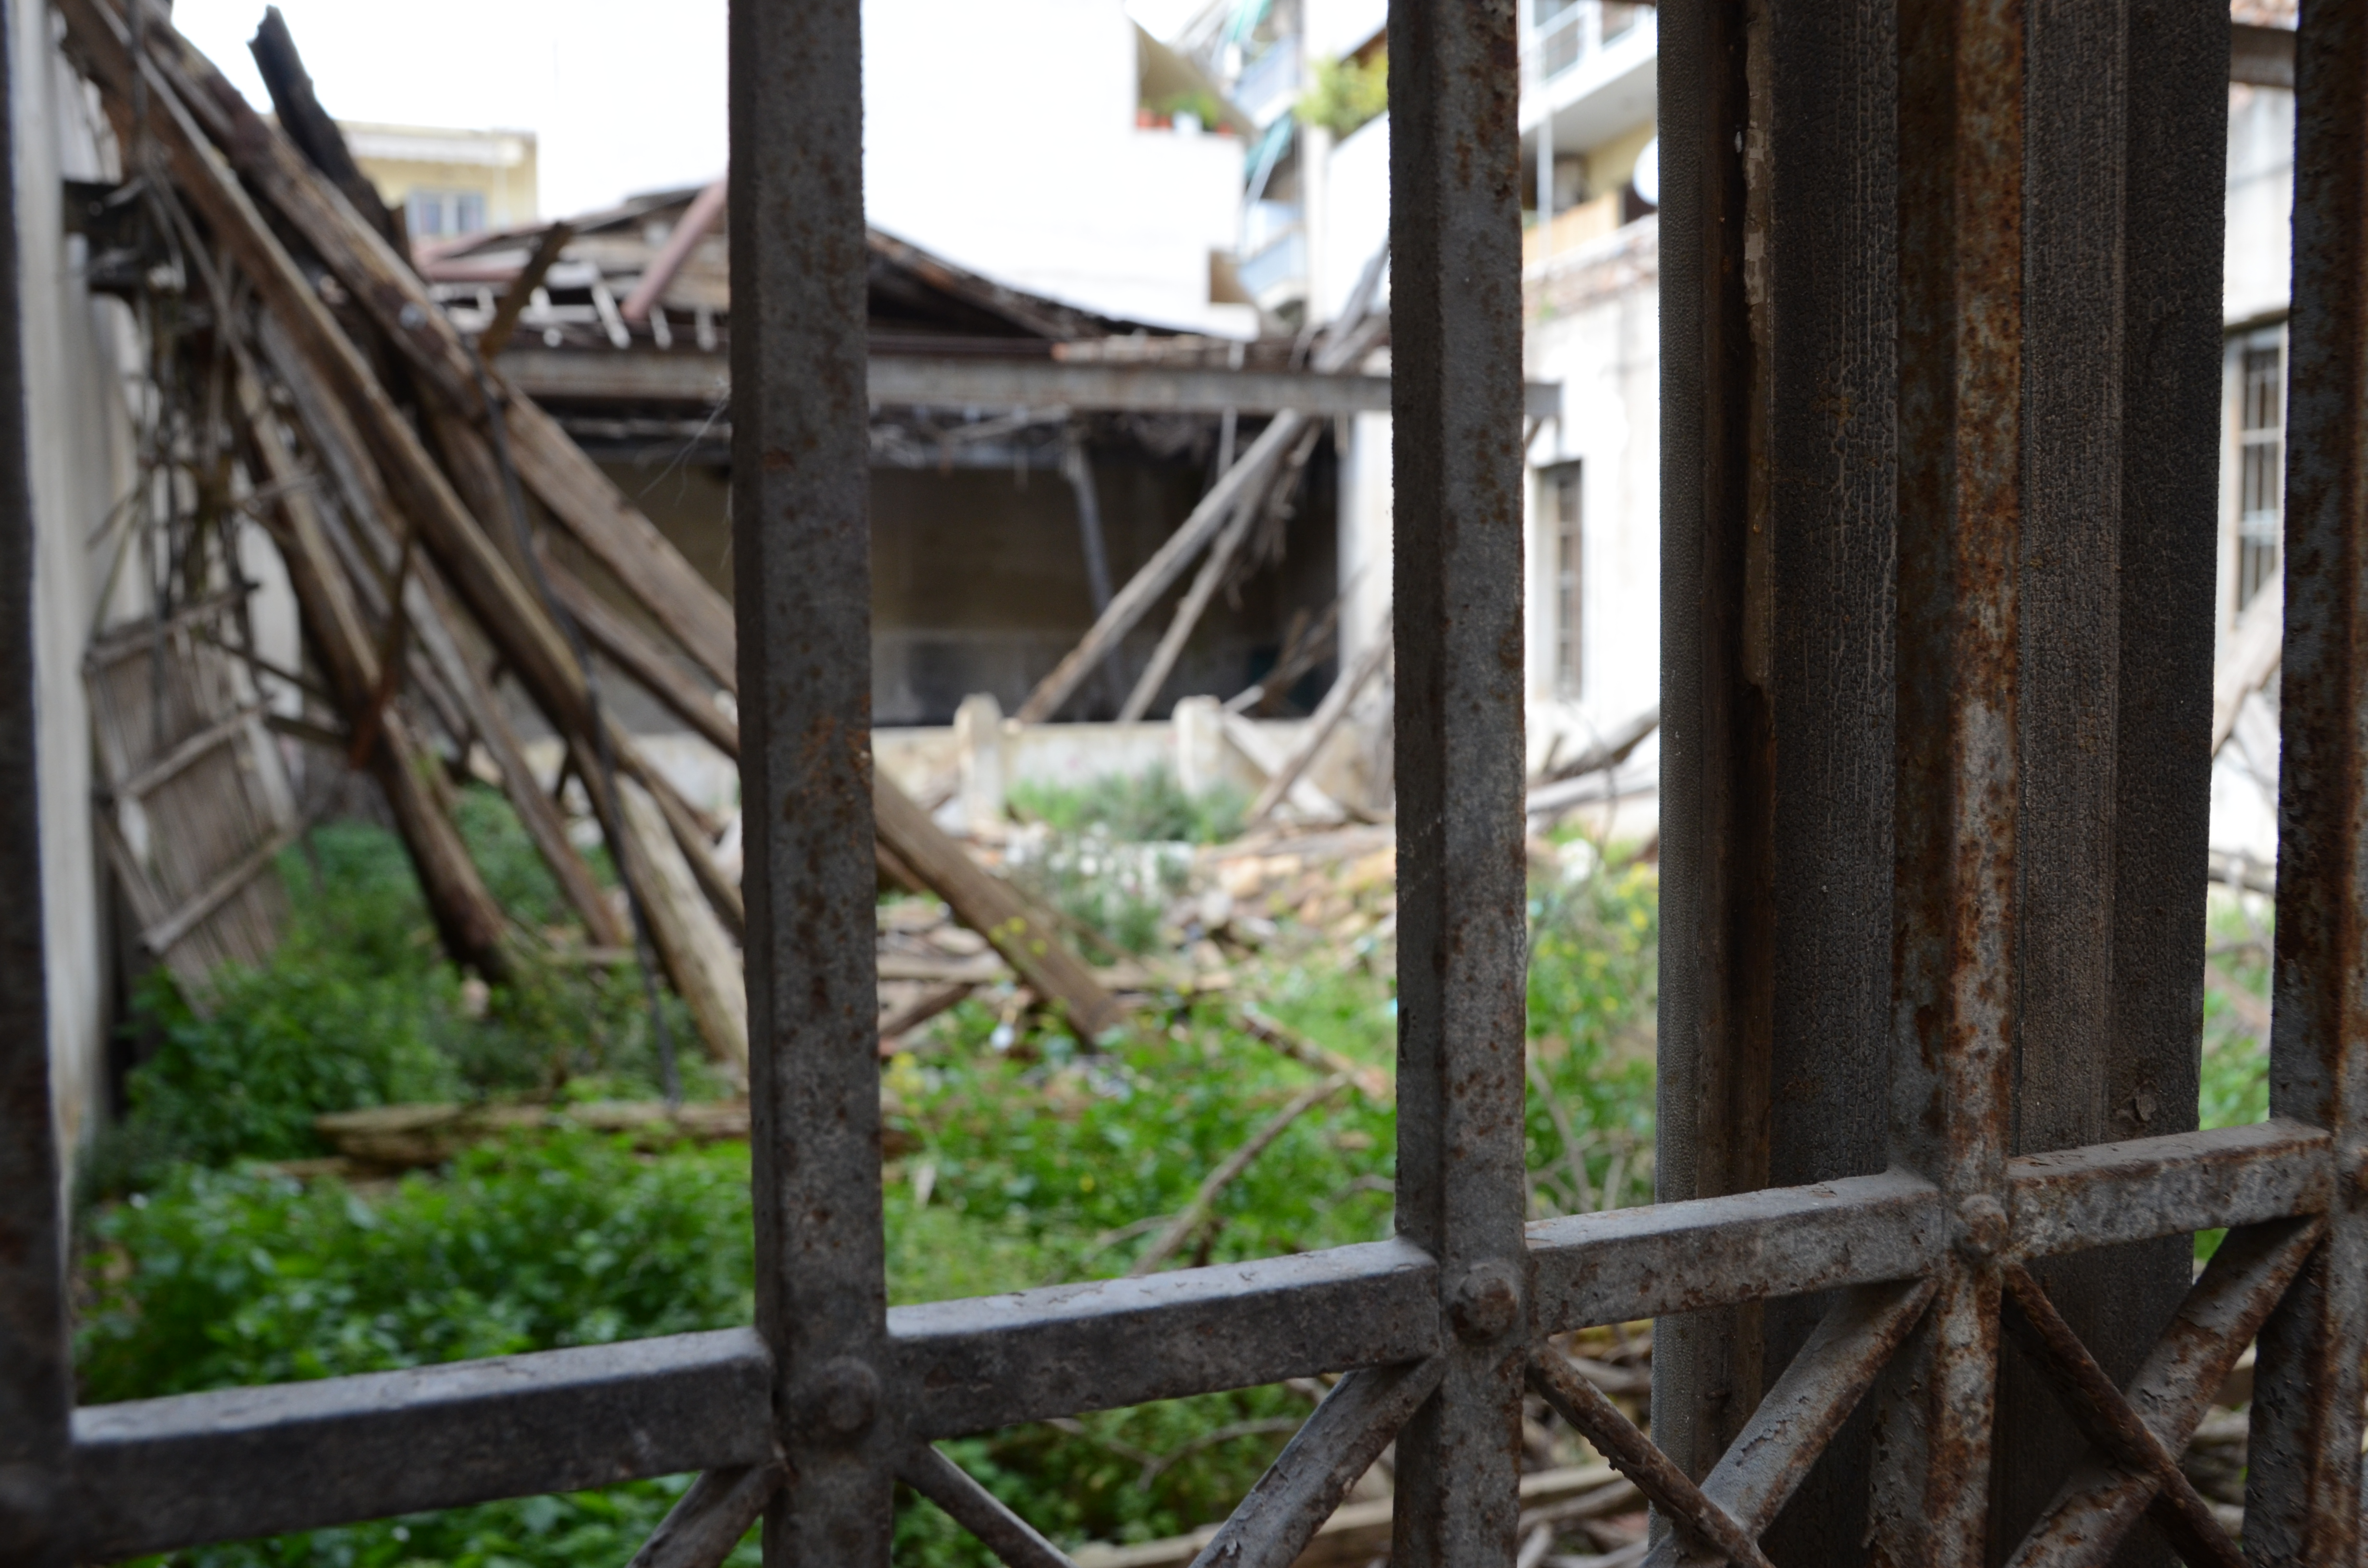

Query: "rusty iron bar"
<box><xmin>898</xmin><ymin>1442</ymin><xmax>1079</xmax><ymax>1568</ymax></box>
<box><xmin>1641</xmin><ymin>1276</ymin><xmax>1936</xmax><ymax>1568</ymax></box>
<box><xmin>1870</xmin><ymin>0</ymin><xmax>2025</xmax><ymax>1561</ymax></box>
<box><xmin>1992</xmin><ymin>1264</ymin><xmax>2243</xmax><ymax>1568</ymax></box>
<box><xmin>728</xmin><ymin>0</ymin><xmax>894</xmax><ymax>1562</ymax></box>
<box><xmin>0</xmin><ymin>0</ymin><xmax>70</xmax><ymax>1556</ymax></box>
<box><xmin>626</xmin><ymin>1464</ymin><xmax>787</xmax><ymax>1568</ymax></box>
<box><xmin>1383</xmin><ymin>0</ymin><xmax>1532</xmax><ymax>1563</ymax></box>
<box><xmin>2245</xmin><ymin>0</ymin><xmax>2368</xmax><ymax>1560</ymax></box>
<box><xmin>47</xmin><ymin>1119</ymin><xmax>2344</xmax><ymax>1558</ymax></box>
<box><xmin>67</xmin><ymin>1329</ymin><xmax>777</xmax><ymax>1561</ymax></box>
<box><xmin>1182</xmin><ymin>1358</ymin><xmax>1443</xmax><ymax>1568</ymax></box>
<box><xmin>2002</xmin><ymin>1119</ymin><xmax>2331</xmax><ymax>1260</ymax></box>
<box><xmin>2004</xmin><ymin>1215</ymin><xmax>2323</xmax><ymax>1565</ymax></box>
<box><xmin>1527</xmin><ymin>1348</ymin><xmax>1776</xmax><ymax>1568</ymax></box>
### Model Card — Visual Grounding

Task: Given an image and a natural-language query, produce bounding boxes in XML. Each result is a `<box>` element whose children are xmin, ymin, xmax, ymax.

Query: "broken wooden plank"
<box><xmin>1016</xmin><ymin>411</ymin><xmax>1307</xmax><ymax>723</ymax></box>
<box><xmin>621</xmin><ymin>178</ymin><xmax>726</xmax><ymax>324</ymax></box>
<box><xmin>871</xmin><ymin>776</ymin><xmax>1126</xmax><ymax>1038</ymax></box>
<box><xmin>314</xmin><ymin>1099</ymin><xmax>756</xmax><ymax>1167</ymax></box>
<box><xmin>247</xmin><ymin>5</ymin><xmax>400</xmax><ymax>248</ymax></box>
<box><xmin>477</xmin><ymin>222</ymin><xmax>576</xmax><ymax>359</ymax></box>
<box><xmin>405</xmin><ymin>562</ymin><xmax>629</xmax><ymax>948</ymax></box>
<box><xmin>134</xmin><ymin>9</ymin><xmax>740</xmax><ymax>689</ymax></box>
<box><xmin>615</xmin><ymin>771</ymin><xmax>748</xmax><ymax>1076</ymax></box>
<box><xmin>1247</xmin><ymin>623</ymin><xmax>1392</xmax><ymax>824</ymax></box>
<box><xmin>231</xmin><ymin>363</ymin><xmax>513</xmax><ymax>979</ymax></box>
<box><xmin>543</xmin><ymin>551</ymin><xmax>739</xmax><ymax>757</ymax></box>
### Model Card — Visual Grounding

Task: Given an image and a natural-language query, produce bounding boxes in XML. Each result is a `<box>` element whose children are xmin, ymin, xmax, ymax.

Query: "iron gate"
<box><xmin>3</xmin><ymin>0</ymin><xmax>2365</xmax><ymax>1565</ymax></box>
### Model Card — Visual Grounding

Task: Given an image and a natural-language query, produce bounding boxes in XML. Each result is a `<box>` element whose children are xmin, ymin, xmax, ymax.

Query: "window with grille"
<box><xmin>2237</xmin><ymin>336</ymin><xmax>2284</xmax><ymax>611</ymax></box>
<box><xmin>406</xmin><ymin>188</ymin><xmax>486</xmax><ymax>240</ymax></box>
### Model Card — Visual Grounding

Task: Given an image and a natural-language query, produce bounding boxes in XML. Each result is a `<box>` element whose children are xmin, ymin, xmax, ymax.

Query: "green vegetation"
<box><xmin>85</xmin><ymin>790</ymin><xmax>716</xmax><ymax>1199</ymax></box>
<box><xmin>77</xmin><ymin>791</ymin><xmax>1660</xmax><ymax>1567</ymax></box>
<box><xmin>2199</xmin><ymin>887</ymin><xmax>2273</xmax><ymax>1133</ymax></box>
<box><xmin>1296</xmin><ymin>50</ymin><xmax>1388</xmax><ymax>139</ymax></box>
<box><xmin>1010</xmin><ymin>763</ymin><xmax>1245</xmax><ymax>845</ymax></box>
<box><xmin>1152</xmin><ymin>89</ymin><xmax>1226</xmax><ymax>130</ymax></box>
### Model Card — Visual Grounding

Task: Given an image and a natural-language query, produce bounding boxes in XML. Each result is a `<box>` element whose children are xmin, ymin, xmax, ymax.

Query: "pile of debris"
<box><xmin>57</xmin><ymin>0</ymin><xmax>1129</xmax><ymax>1073</ymax></box>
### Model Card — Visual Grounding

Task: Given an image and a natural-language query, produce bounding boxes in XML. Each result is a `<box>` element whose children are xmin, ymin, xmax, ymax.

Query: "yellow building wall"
<box><xmin>341</xmin><ymin>122</ymin><xmax>538</xmax><ymax>239</ymax></box>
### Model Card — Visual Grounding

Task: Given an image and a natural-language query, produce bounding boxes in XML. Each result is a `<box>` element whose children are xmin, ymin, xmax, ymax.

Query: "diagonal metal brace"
<box><xmin>625</xmin><ymin>1461</ymin><xmax>785</xmax><ymax>1568</ymax></box>
<box><xmin>899</xmin><ymin>1440</ymin><xmax>1080</xmax><ymax>1568</ymax></box>
<box><xmin>1645</xmin><ymin>1275</ymin><xmax>1936</xmax><ymax>1567</ymax></box>
<box><xmin>1527</xmin><ymin>1347</ymin><xmax>1775</xmax><ymax>1568</ymax></box>
<box><xmin>1186</xmin><ymin>1356</ymin><xmax>1444</xmax><ymax>1568</ymax></box>
<box><xmin>2002</xmin><ymin>1215</ymin><xmax>2324</xmax><ymax>1568</ymax></box>
<box><xmin>1996</xmin><ymin>1263</ymin><xmax>2244</xmax><ymax>1568</ymax></box>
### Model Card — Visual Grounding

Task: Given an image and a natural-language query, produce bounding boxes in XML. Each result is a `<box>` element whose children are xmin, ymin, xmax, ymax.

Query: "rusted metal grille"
<box><xmin>2</xmin><ymin>1</ymin><xmax>2364</xmax><ymax>1566</ymax></box>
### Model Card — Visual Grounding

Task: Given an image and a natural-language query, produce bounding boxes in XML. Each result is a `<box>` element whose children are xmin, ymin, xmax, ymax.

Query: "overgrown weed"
<box><xmin>80</xmin><ymin>799</ymin><xmax>1666</xmax><ymax>1566</ymax></box>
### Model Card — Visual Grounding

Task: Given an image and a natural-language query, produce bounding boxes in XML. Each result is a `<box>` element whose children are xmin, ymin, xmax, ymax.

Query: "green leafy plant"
<box><xmin>80</xmin><ymin>805</ymin><xmax>1670</xmax><ymax>1567</ymax></box>
<box><xmin>85</xmin><ymin>798</ymin><xmax>717</xmax><ymax>1197</ymax></box>
<box><xmin>1010</xmin><ymin>764</ymin><xmax>1245</xmax><ymax>845</ymax></box>
<box><xmin>1297</xmin><ymin>51</ymin><xmax>1389</xmax><ymax>139</ymax></box>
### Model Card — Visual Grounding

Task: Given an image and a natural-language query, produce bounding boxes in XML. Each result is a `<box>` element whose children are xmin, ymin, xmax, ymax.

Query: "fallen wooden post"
<box><xmin>1246</xmin><ymin>620</ymin><xmax>1392</xmax><ymax>824</ymax></box>
<box><xmin>872</xmin><ymin>777</ymin><xmax>1127</xmax><ymax>1038</ymax></box>
<box><xmin>876</xmin><ymin>981</ymin><xmax>976</xmax><ymax>1055</ymax></box>
<box><xmin>314</xmin><ymin>1100</ymin><xmax>754</xmax><ymax>1167</ymax></box>
<box><xmin>230</xmin><ymin>364</ymin><xmax>513</xmax><ymax>979</ymax></box>
<box><xmin>613</xmin><ymin>771</ymin><xmax>748</xmax><ymax>1075</ymax></box>
<box><xmin>1126</xmin><ymin>1074</ymin><xmax>1349</xmax><ymax>1276</ymax></box>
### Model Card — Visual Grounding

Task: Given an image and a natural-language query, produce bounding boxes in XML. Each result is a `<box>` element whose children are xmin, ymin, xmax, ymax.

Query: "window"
<box><xmin>1544</xmin><ymin>462</ymin><xmax>1581</xmax><ymax>698</ymax></box>
<box><xmin>2237</xmin><ymin>337</ymin><xmax>2284</xmax><ymax>611</ymax></box>
<box><xmin>406</xmin><ymin>189</ymin><xmax>487</xmax><ymax>240</ymax></box>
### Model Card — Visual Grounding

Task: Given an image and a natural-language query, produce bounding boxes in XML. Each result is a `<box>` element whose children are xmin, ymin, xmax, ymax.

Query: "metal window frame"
<box><xmin>2</xmin><ymin>2</ymin><xmax>2364</xmax><ymax>1566</ymax></box>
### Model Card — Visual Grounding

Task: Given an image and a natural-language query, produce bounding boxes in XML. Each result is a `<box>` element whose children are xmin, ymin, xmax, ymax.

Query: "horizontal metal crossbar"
<box><xmin>53</xmin><ymin>1120</ymin><xmax>2329</xmax><ymax>1559</ymax></box>
<box><xmin>66</xmin><ymin>1329</ymin><xmax>777</xmax><ymax>1560</ymax></box>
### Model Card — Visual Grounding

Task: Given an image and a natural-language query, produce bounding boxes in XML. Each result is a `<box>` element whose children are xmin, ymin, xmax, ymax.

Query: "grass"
<box><xmin>77</xmin><ymin>794</ymin><xmax>1659</xmax><ymax>1566</ymax></box>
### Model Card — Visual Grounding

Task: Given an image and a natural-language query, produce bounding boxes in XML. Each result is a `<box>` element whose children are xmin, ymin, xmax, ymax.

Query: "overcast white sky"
<box><xmin>171</xmin><ymin>0</ymin><xmax>1205</xmax><ymax>220</ymax></box>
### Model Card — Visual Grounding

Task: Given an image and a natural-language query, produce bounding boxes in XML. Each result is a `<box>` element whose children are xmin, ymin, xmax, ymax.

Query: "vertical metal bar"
<box><xmin>2244</xmin><ymin>0</ymin><xmax>2368</xmax><ymax>1559</ymax></box>
<box><xmin>1386</xmin><ymin>0</ymin><xmax>1530</xmax><ymax>1563</ymax></box>
<box><xmin>729</xmin><ymin>1</ymin><xmax>894</xmax><ymax>1564</ymax></box>
<box><xmin>1870</xmin><ymin>0</ymin><xmax>2023</xmax><ymax>1562</ymax></box>
<box><xmin>0</xmin><ymin>4</ymin><xmax>73</xmax><ymax>1559</ymax></box>
<box><xmin>1650</xmin><ymin>0</ymin><xmax>1757</xmax><ymax>1492</ymax></box>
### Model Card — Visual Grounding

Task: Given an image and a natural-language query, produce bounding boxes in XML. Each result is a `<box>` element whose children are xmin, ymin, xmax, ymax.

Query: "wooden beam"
<box><xmin>492</xmin><ymin>347</ymin><xmax>1566</xmax><ymax>420</ymax></box>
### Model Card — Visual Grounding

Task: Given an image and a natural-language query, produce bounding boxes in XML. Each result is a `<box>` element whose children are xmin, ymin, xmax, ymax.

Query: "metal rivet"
<box><xmin>809</xmin><ymin>1357</ymin><xmax>881</xmax><ymax>1438</ymax></box>
<box><xmin>1449</xmin><ymin>1260</ymin><xmax>1522</xmax><ymax>1342</ymax></box>
<box><xmin>1955</xmin><ymin>1193</ymin><xmax>2008</xmax><ymax>1261</ymax></box>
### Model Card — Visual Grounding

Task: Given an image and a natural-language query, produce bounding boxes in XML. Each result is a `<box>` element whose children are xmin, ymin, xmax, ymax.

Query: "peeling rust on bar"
<box><xmin>1671</xmin><ymin>1275</ymin><xmax>1935</xmax><ymax>1564</ymax></box>
<box><xmin>894</xmin><ymin>1240</ymin><xmax>1440</xmax><ymax>1436</ymax></box>
<box><xmin>1994</xmin><ymin>1264</ymin><xmax>2243</xmax><ymax>1568</ymax></box>
<box><xmin>2007</xmin><ymin>1215</ymin><xmax>2323</xmax><ymax>1564</ymax></box>
<box><xmin>2005</xmin><ymin>1119</ymin><xmax>2334</xmax><ymax>1258</ymax></box>
<box><xmin>65</xmin><ymin>1329</ymin><xmax>776</xmax><ymax>1560</ymax></box>
<box><xmin>1530</xmin><ymin>1169</ymin><xmax>1945</xmax><ymax>1332</ymax></box>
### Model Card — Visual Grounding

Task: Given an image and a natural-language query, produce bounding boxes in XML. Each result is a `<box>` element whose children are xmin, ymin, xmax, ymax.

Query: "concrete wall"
<box><xmin>16</xmin><ymin>13</ymin><xmax>141</xmax><ymax>1156</ymax></box>
<box><xmin>2224</xmin><ymin>82</ymin><xmax>2293</xmax><ymax>328</ymax></box>
<box><xmin>1523</xmin><ymin>216</ymin><xmax>1661</xmax><ymax>763</ymax></box>
<box><xmin>584</xmin><ymin>442</ymin><xmax>1343</xmax><ymax>729</ymax></box>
